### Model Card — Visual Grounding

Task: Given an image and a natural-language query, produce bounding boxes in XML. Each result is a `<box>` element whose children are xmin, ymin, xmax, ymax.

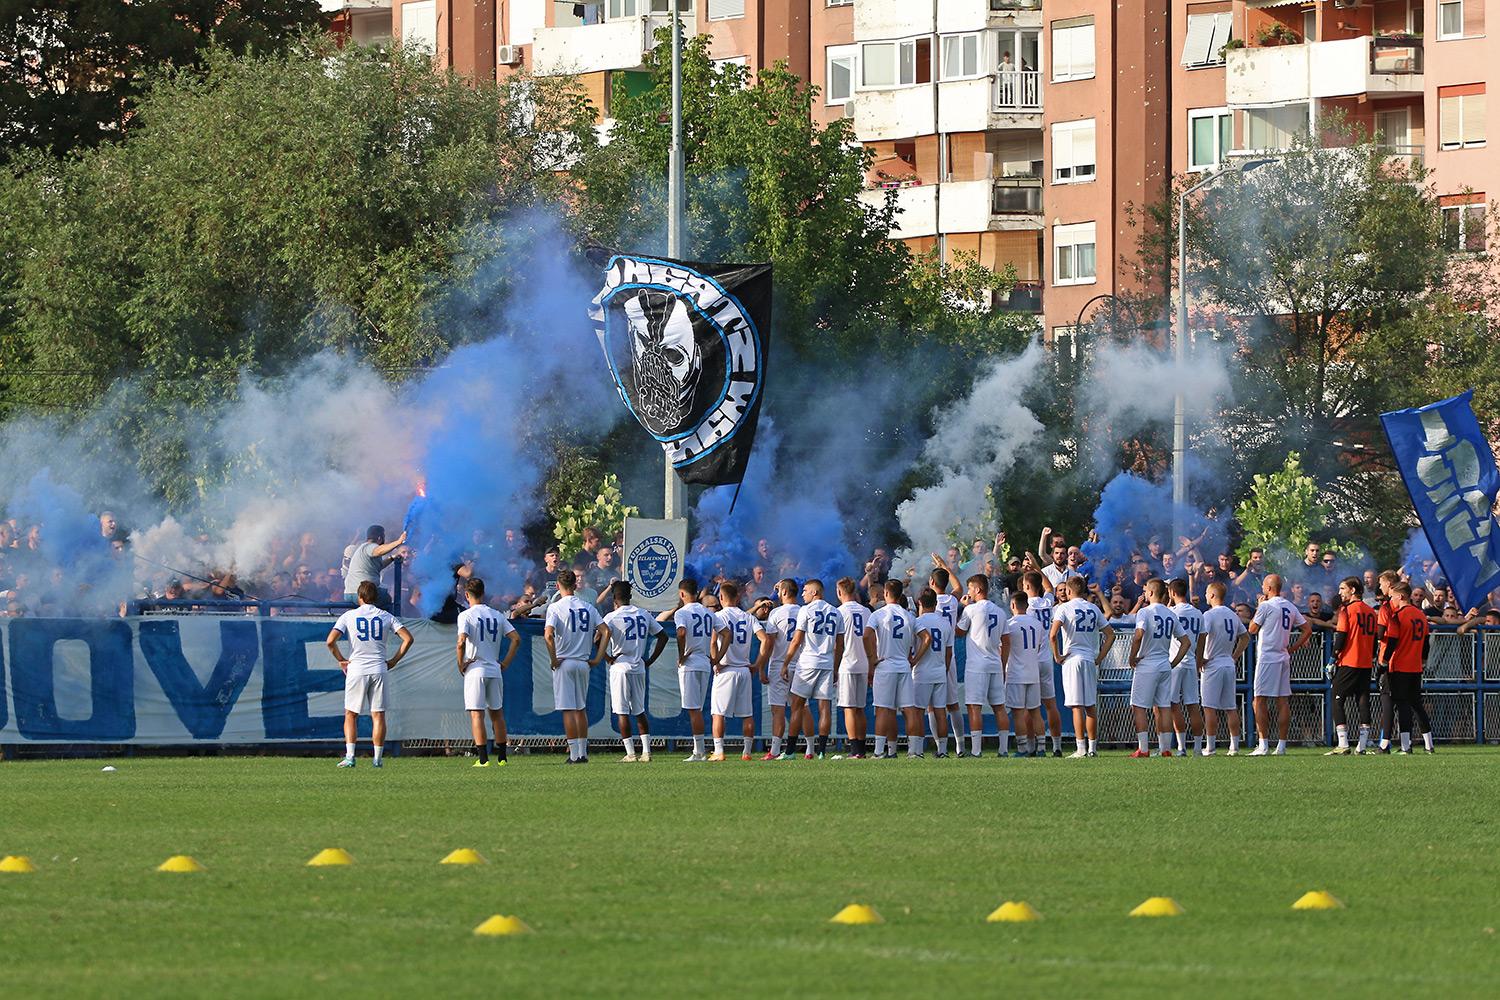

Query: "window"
<box><xmin>401</xmin><ymin>0</ymin><xmax>436</xmax><ymax>52</ymax></box>
<box><xmin>860</xmin><ymin>38</ymin><xmax>931</xmax><ymax>88</ymax></box>
<box><xmin>1440</xmin><ymin>89</ymin><xmax>1486</xmax><ymax>149</ymax></box>
<box><xmin>941</xmin><ymin>33</ymin><xmax>981</xmax><ymax>80</ymax></box>
<box><xmin>995</xmin><ymin>28</ymin><xmax>1040</xmax><ymax>75</ymax></box>
<box><xmin>1051</xmin><ymin>119</ymin><xmax>1096</xmax><ymax>183</ymax></box>
<box><xmin>1302</xmin><ymin>9</ymin><xmax>1316</xmax><ymax>42</ymax></box>
<box><xmin>826</xmin><ymin>44</ymin><xmax>857</xmax><ymax>105</ymax></box>
<box><xmin>609</xmin><ymin>0</ymin><xmax>691</xmax><ymax>15</ymax></box>
<box><xmin>1053</xmin><ymin>222</ymin><xmax>1097</xmax><ymax>286</ymax></box>
<box><xmin>1439</xmin><ymin>0</ymin><xmax>1463</xmax><ymax>39</ymax></box>
<box><xmin>1182</xmin><ymin>12</ymin><xmax>1233</xmax><ymax>67</ymax></box>
<box><xmin>827</xmin><ymin>0</ymin><xmax>852</xmax><ymax>6</ymax></box>
<box><xmin>707</xmin><ymin>0</ymin><xmax>744</xmax><ymax>19</ymax></box>
<box><xmin>712</xmin><ymin>55</ymin><xmax>748</xmax><ymax>79</ymax></box>
<box><xmin>1244</xmin><ymin>102</ymin><xmax>1308</xmax><ymax>151</ymax></box>
<box><xmin>1442</xmin><ymin>202</ymin><xmax>1487</xmax><ymax>252</ymax></box>
<box><xmin>1188</xmin><ymin>107</ymin><xmax>1232</xmax><ymax>170</ymax></box>
<box><xmin>1052</xmin><ymin>17</ymin><xmax>1095</xmax><ymax>82</ymax></box>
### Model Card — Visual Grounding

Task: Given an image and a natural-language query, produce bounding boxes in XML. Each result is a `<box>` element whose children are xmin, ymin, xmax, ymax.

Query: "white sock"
<box><xmin>1400</xmin><ymin>732</ymin><xmax>1412</xmax><ymax>751</ymax></box>
<box><xmin>999</xmin><ymin>731</ymin><xmax>1010</xmax><ymax>755</ymax></box>
<box><xmin>925</xmin><ymin>711</ymin><xmax>937</xmax><ymax>738</ymax></box>
<box><xmin>805</xmin><ymin>734</ymin><xmax>817</xmax><ymax>755</ymax></box>
<box><xmin>771</xmin><ymin>735</ymin><xmax>783</xmax><ymax>755</ymax></box>
<box><xmin>909</xmin><ymin>735</ymin><xmax>924</xmax><ymax>755</ymax></box>
<box><xmin>744</xmin><ymin>736</ymin><xmax>755</xmax><ymax>754</ymax></box>
<box><xmin>1206</xmin><ymin>734</ymin><xmax>1217</xmax><ymax>753</ymax></box>
<box><xmin>1175</xmin><ymin>731</ymin><xmax>1187</xmax><ymax>754</ymax></box>
<box><xmin>1357</xmin><ymin>726</ymin><xmax>1370</xmax><ymax>752</ymax></box>
<box><xmin>344</xmin><ymin>742</ymin><xmax>356</xmax><ymax>759</ymax></box>
<box><xmin>693</xmin><ymin>735</ymin><xmax>705</xmax><ymax>755</ymax></box>
<box><xmin>1229</xmin><ymin>734</ymin><xmax>1240</xmax><ymax>752</ymax></box>
<box><xmin>1256</xmin><ymin>738</ymin><xmax>1269</xmax><ymax>752</ymax></box>
<box><xmin>1275</xmin><ymin>739</ymin><xmax>1287</xmax><ymax>753</ymax></box>
<box><xmin>1136</xmin><ymin>731</ymin><xmax>1150</xmax><ymax>753</ymax></box>
<box><xmin>970</xmin><ymin>734</ymin><xmax>983</xmax><ymax>756</ymax></box>
<box><xmin>1157</xmin><ymin>733</ymin><xmax>1172</xmax><ymax>755</ymax></box>
<box><xmin>372</xmin><ymin>744</ymin><xmax>384</xmax><ymax>763</ymax></box>
<box><xmin>713</xmin><ymin>738</ymin><xmax>724</xmax><ymax>754</ymax></box>
<box><xmin>1193</xmin><ymin>734</ymin><xmax>1203</xmax><ymax>753</ymax></box>
<box><xmin>1050</xmin><ymin>735</ymin><xmax>1062</xmax><ymax>753</ymax></box>
<box><xmin>1380</xmin><ymin>737</ymin><xmax>1391</xmax><ymax>750</ymax></box>
<box><xmin>1336</xmin><ymin>725</ymin><xmax>1348</xmax><ymax>749</ymax></box>
<box><xmin>622</xmin><ymin>736</ymin><xmax>637</xmax><ymax>756</ymax></box>
<box><xmin>948</xmin><ymin>711</ymin><xmax>964</xmax><ymax>742</ymax></box>
<box><xmin>1076</xmin><ymin>734</ymin><xmax>1088</xmax><ymax>753</ymax></box>
<box><xmin>1087</xmin><ymin>738</ymin><xmax>1097</xmax><ymax>754</ymax></box>
<box><xmin>1423</xmin><ymin>732</ymin><xmax>1434</xmax><ymax>751</ymax></box>
<box><xmin>639</xmin><ymin>735</ymin><xmax>650</xmax><ymax>754</ymax></box>
<box><xmin>874</xmin><ymin>735</ymin><xmax>887</xmax><ymax>756</ymax></box>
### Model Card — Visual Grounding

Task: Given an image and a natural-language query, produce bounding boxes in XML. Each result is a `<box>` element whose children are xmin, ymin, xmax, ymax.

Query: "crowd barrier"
<box><xmin>0</xmin><ymin>615</ymin><xmax>1495</xmax><ymax>750</ymax></box>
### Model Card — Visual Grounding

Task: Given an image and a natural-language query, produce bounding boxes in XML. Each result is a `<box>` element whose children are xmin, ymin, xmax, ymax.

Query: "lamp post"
<box><xmin>664</xmin><ymin>2</ymin><xmax>686</xmax><ymax>521</ymax></box>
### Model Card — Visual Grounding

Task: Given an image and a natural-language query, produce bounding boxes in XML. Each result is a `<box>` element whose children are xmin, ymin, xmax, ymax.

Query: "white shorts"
<box><xmin>345</xmin><ymin>673</ymin><xmax>388</xmax><ymax>713</ymax></box>
<box><xmin>711</xmin><ymin>668</ymin><xmax>753</xmax><ymax>718</ymax></box>
<box><xmin>1169</xmin><ymin>663</ymin><xmax>1200</xmax><ymax>706</ymax></box>
<box><xmin>1038</xmin><ymin>660</ymin><xmax>1057</xmax><ymax>701</ymax></box>
<box><xmin>913</xmin><ymin>680</ymin><xmax>946</xmax><ymax>710</ymax></box>
<box><xmin>1061</xmin><ymin>655</ymin><xmax>1097</xmax><ymax>708</ymax></box>
<box><xmin>790</xmin><ymin>667</ymin><xmax>833</xmax><ymax>702</ymax></box>
<box><xmin>766</xmin><ymin>668</ymin><xmax>791</xmax><ymax>709</ymax></box>
<box><xmin>679</xmin><ymin>668</ymin><xmax>710</xmax><ymax>711</ymax></box>
<box><xmin>552</xmin><ymin>659</ymin><xmax>589</xmax><ymax>712</ymax></box>
<box><xmin>1130</xmin><ymin>668</ymin><xmax>1173</xmax><ymax>710</ymax></box>
<box><xmin>463</xmin><ymin>671</ymin><xmax>502</xmax><ymax>711</ymax></box>
<box><xmin>1254</xmin><ymin>656</ymin><xmax>1292</xmax><ymax>698</ymax></box>
<box><xmin>945</xmin><ymin>663</ymin><xmax>961</xmax><ymax>706</ymax></box>
<box><xmin>609</xmin><ymin>664</ymin><xmax>646</xmax><ymax>716</ymax></box>
<box><xmin>837</xmin><ymin>670</ymin><xmax>869</xmax><ymax>709</ymax></box>
<box><xmin>1006</xmin><ymin>681</ymin><xmax>1040</xmax><ymax>711</ymax></box>
<box><xmin>872</xmin><ymin>671</ymin><xmax>913</xmax><ymax>710</ymax></box>
<box><xmin>1200</xmin><ymin>661</ymin><xmax>1237</xmax><ymax>711</ymax></box>
<box><xmin>965</xmin><ymin>670</ymin><xmax>1005</xmax><ymax>707</ymax></box>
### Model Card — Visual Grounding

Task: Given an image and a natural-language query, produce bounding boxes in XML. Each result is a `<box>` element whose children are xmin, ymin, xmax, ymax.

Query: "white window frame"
<box><xmin>1053</xmin><ymin>222</ymin><xmax>1097</xmax><ymax>287</ymax></box>
<box><xmin>1051</xmin><ymin>19</ymin><xmax>1095</xmax><ymax>83</ymax></box>
<box><xmin>940</xmin><ymin>32</ymin><xmax>982</xmax><ymax>81</ymax></box>
<box><xmin>1438</xmin><ymin>0</ymin><xmax>1465</xmax><ymax>40</ymax></box>
<box><xmin>826</xmin><ymin>0</ymin><xmax>852</xmax><ymax>6</ymax></box>
<box><xmin>1441</xmin><ymin>202</ymin><xmax>1487</xmax><ymax>252</ymax></box>
<box><xmin>826</xmin><ymin>44</ymin><xmax>858</xmax><ymax>106</ymax></box>
<box><xmin>1051</xmin><ymin>119</ymin><xmax>1096</xmax><ymax>184</ymax></box>
<box><xmin>1187</xmin><ymin>107</ymin><xmax>1232</xmax><ymax>172</ymax></box>
<box><xmin>707</xmin><ymin>0</ymin><xmax>744</xmax><ymax>20</ymax></box>
<box><xmin>860</xmin><ymin>37</ymin><xmax>927</xmax><ymax>90</ymax></box>
<box><xmin>609</xmin><ymin>0</ymin><xmax>692</xmax><ymax>16</ymax></box>
<box><xmin>400</xmin><ymin>0</ymin><xmax>437</xmax><ymax>52</ymax></box>
<box><xmin>1440</xmin><ymin>92</ymin><xmax>1486</xmax><ymax>149</ymax></box>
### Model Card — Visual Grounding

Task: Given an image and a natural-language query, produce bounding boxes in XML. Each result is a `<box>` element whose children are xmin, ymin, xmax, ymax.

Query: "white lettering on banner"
<box><xmin>1415</xmin><ymin>409</ymin><xmax>1500</xmax><ymax>580</ymax></box>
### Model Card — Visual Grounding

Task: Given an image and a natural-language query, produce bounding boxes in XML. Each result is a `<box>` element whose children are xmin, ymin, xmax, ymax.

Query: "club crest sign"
<box><xmin>622</xmin><ymin>517</ymin><xmax>688</xmax><ymax>611</ymax></box>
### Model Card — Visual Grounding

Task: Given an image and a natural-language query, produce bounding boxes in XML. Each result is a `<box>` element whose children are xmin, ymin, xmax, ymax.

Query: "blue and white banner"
<box><xmin>622</xmin><ymin>516</ymin><xmax>686</xmax><ymax>612</ymax></box>
<box><xmin>1382</xmin><ymin>390</ymin><xmax>1500</xmax><ymax>612</ymax></box>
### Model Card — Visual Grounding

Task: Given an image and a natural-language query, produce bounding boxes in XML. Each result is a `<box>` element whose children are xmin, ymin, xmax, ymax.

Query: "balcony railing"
<box><xmin>1371</xmin><ymin>35</ymin><xmax>1423</xmax><ymax>75</ymax></box>
<box><xmin>991</xmin><ymin>0</ymin><xmax>1041</xmax><ymax>10</ymax></box>
<box><xmin>993</xmin><ymin>70</ymin><xmax>1041</xmax><ymax>111</ymax></box>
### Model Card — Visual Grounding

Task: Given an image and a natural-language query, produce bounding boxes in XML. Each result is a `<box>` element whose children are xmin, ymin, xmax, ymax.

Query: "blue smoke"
<box><xmin>1081</xmin><ymin>473</ymin><xmax>1228</xmax><ymax>586</ymax></box>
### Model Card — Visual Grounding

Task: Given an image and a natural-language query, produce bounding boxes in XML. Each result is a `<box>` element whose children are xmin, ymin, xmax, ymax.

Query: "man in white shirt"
<box><xmin>455</xmin><ymin>577</ymin><xmax>518</xmax><ymax>768</ymax></box>
<box><xmin>1248</xmin><ymin>574</ymin><xmax>1311</xmax><ymax>756</ymax></box>
<box><xmin>1049</xmin><ymin>576</ymin><xmax>1113</xmax><ymax>758</ymax></box>
<box><xmin>908</xmin><ymin>588</ymin><xmax>953</xmax><ymax>757</ymax></box>
<box><xmin>1127</xmin><ymin>579</ymin><xmax>1187</xmax><ymax>757</ymax></box>
<box><xmin>1199</xmin><ymin>581</ymin><xmax>1248</xmax><ymax>755</ymax></box>
<box><xmin>957</xmin><ymin>573</ymin><xmax>1008</xmax><ymax>758</ymax></box>
<box><xmin>674</xmin><ymin>578</ymin><xmax>718</xmax><ymax>762</ymax></box>
<box><xmin>327</xmin><ymin>580</ymin><xmax>413</xmax><ymax>768</ymax></box>
<box><xmin>929</xmin><ymin>565</ymin><xmax>967</xmax><ymax>756</ymax></box>
<box><xmin>1023</xmin><ymin>570</ymin><xmax>1064</xmax><ymax>756</ymax></box>
<box><xmin>834</xmin><ymin>577</ymin><xmax>878</xmax><ymax>759</ymax></box>
<box><xmin>869</xmin><ymin>579</ymin><xmax>916</xmax><ymax>759</ymax></box>
<box><xmin>752</xmin><ymin>578</ymin><xmax>802</xmax><ymax>760</ymax></box>
<box><xmin>782</xmin><ymin>579</ymin><xmax>846</xmax><ymax>759</ymax></box>
<box><xmin>594</xmin><ymin>581</ymin><xmax>667</xmax><ymax>762</ymax></box>
<box><xmin>710</xmin><ymin>580</ymin><xmax>763</xmax><ymax>761</ymax></box>
<box><xmin>544</xmin><ymin>569</ymin><xmax>601</xmax><ymax>763</ymax></box>
<box><xmin>1167</xmin><ymin>578</ymin><xmax>1205</xmax><ymax>757</ymax></box>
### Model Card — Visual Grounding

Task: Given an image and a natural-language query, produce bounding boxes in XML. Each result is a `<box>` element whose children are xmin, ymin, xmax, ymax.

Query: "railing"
<box><xmin>993</xmin><ymin>70</ymin><xmax>1041</xmax><ymax>111</ymax></box>
<box><xmin>990</xmin><ymin>0</ymin><xmax>1041</xmax><ymax>9</ymax></box>
<box><xmin>1371</xmin><ymin>35</ymin><xmax>1423</xmax><ymax>75</ymax></box>
<box><xmin>992</xmin><ymin>179</ymin><xmax>1042</xmax><ymax>214</ymax></box>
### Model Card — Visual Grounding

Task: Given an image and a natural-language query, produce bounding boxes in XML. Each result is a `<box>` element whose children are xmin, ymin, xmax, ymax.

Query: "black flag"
<box><xmin>589</xmin><ymin>251</ymin><xmax>772</xmax><ymax>488</ymax></box>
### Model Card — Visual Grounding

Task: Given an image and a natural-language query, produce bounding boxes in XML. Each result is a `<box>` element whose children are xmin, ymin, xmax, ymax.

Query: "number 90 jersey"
<box><xmin>333</xmin><ymin>605</ymin><xmax>403</xmax><ymax>678</ymax></box>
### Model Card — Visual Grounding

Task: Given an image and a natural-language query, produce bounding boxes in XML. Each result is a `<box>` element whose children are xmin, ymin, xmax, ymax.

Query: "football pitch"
<box><xmin>4</xmin><ymin>750</ymin><xmax>1499</xmax><ymax>998</ymax></box>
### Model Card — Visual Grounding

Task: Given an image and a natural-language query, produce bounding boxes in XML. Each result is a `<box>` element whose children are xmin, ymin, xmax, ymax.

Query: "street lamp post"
<box><xmin>665</xmin><ymin>3</ymin><xmax>686</xmax><ymax>521</ymax></box>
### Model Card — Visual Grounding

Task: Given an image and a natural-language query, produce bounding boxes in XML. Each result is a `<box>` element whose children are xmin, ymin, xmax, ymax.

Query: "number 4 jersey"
<box><xmin>333</xmin><ymin>604</ymin><xmax>403</xmax><ymax>677</ymax></box>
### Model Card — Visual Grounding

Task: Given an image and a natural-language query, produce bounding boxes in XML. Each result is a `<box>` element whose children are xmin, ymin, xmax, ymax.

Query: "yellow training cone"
<box><xmin>1129</xmin><ymin>896</ymin><xmax>1185</xmax><ymax>917</ymax></box>
<box><xmin>1292</xmin><ymin>890</ymin><xmax>1344</xmax><ymax>911</ymax></box>
<box><xmin>987</xmin><ymin>901</ymin><xmax>1041</xmax><ymax>922</ymax></box>
<box><xmin>829</xmin><ymin>904</ymin><xmax>883</xmax><ymax>925</ymax></box>
<box><xmin>156</xmin><ymin>855</ymin><xmax>205</xmax><ymax>873</ymax></box>
<box><xmin>306</xmin><ymin>848</ymin><xmax>354</xmax><ymax>867</ymax></box>
<box><xmin>440</xmin><ymin>848</ymin><xmax>486</xmax><ymax>866</ymax></box>
<box><xmin>0</xmin><ymin>855</ymin><xmax>37</xmax><ymax>873</ymax></box>
<box><xmin>473</xmin><ymin>915</ymin><xmax>532</xmax><ymax>936</ymax></box>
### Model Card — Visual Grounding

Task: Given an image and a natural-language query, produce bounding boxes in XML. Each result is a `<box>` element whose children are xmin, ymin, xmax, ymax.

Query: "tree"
<box><xmin>0</xmin><ymin>1</ymin><xmax>327</xmax><ymax>158</ymax></box>
<box><xmin>1234</xmin><ymin>452</ymin><xmax>1353</xmax><ymax>566</ymax></box>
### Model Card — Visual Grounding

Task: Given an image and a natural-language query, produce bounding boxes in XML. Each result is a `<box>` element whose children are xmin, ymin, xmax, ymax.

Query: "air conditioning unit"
<box><xmin>497</xmin><ymin>45</ymin><xmax>522</xmax><ymax>66</ymax></box>
<box><xmin>1332</xmin><ymin>0</ymin><xmax>1361</xmax><ymax>8</ymax></box>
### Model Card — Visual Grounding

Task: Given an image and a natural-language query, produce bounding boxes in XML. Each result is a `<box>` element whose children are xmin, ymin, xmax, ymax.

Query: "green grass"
<box><xmin>4</xmin><ymin>749</ymin><xmax>1499</xmax><ymax>998</ymax></box>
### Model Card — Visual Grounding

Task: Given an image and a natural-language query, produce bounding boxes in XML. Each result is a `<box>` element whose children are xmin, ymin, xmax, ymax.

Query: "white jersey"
<box><xmin>457</xmin><ymin>604</ymin><xmax>515</xmax><ymax>677</ymax></box>
<box><xmin>546</xmin><ymin>595</ymin><xmax>600</xmax><ymax>662</ymax></box>
<box><xmin>935</xmin><ymin>593</ymin><xmax>962</xmax><ymax>634</ymax></box>
<box><xmin>333</xmin><ymin>605</ymin><xmax>402</xmax><ymax>678</ymax></box>
<box><xmin>1170</xmin><ymin>602</ymin><xmax>1204</xmax><ymax>664</ymax></box>
<box><xmin>957</xmin><ymin>599</ymin><xmax>1004</xmax><ymax>673</ymax></box>
<box><xmin>1202</xmin><ymin>605</ymin><xmax>1245</xmax><ymax>663</ymax></box>
<box><xmin>912</xmin><ymin>611</ymin><xmax>952</xmax><ymax>684</ymax></box>
<box><xmin>869</xmin><ymin>603</ymin><xmax>914</xmax><ymax>671</ymax></box>
<box><xmin>1133</xmin><ymin>603</ymin><xmax>1183</xmax><ymax>671</ymax></box>
<box><xmin>1003</xmin><ymin>612</ymin><xmax>1045</xmax><ymax>684</ymax></box>
<box><xmin>1042</xmin><ymin>564</ymin><xmax>1078</xmax><ymax>590</ymax></box>
<box><xmin>1252</xmin><ymin>596</ymin><xmax>1305</xmax><ymax>663</ymax></box>
<box><xmin>601</xmin><ymin>604</ymin><xmax>663</xmax><ymax>667</ymax></box>
<box><xmin>674</xmin><ymin>601</ymin><xmax>717</xmax><ymax>668</ymax></box>
<box><xmin>1054</xmin><ymin>597</ymin><xmax>1105</xmax><ymax>660</ymax></box>
<box><xmin>1028</xmin><ymin>592</ymin><xmax>1056</xmax><ymax>632</ymax></box>
<box><xmin>837</xmin><ymin>600</ymin><xmax>871</xmax><ymax>673</ymax></box>
<box><xmin>714</xmin><ymin>606</ymin><xmax>763</xmax><ymax>668</ymax></box>
<box><xmin>766</xmin><ymin>603</ymin><xmax>801</xmax><ymax>666</ymax></box>
<box><xmin>795</xmin><ymin>598</ymin><xmax>845</xmax><ymax>670</ymax></box>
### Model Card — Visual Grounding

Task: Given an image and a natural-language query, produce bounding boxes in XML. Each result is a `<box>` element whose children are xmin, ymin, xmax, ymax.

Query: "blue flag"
<box><xmin>1381</xmin><ymin>390</ymin><xmax>1500</xmax><ymax>612</ymax></box>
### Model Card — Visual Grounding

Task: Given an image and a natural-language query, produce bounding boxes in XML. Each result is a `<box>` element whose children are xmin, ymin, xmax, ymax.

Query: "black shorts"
<box><xmin>1388</xmin><ymin>671</ymin><xmax>1423</xmax><ymax>700</ymax></box>
<box><xmin>1332</xmin><ymin>666</ymin><xmax>1372</xmax><ymax>698</ymax></box>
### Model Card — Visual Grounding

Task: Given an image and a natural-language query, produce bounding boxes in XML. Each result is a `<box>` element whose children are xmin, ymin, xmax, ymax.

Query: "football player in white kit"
<box><xmin>782</xmin><ymin>579</ymin><xmax>846</xmax><ymax>759</ymax></box>
<box><xmin>869</xmin><ymin>579</ymin><xmax>916</xmax><ymax>759</ymax></box>
<box><xmin>1001</xmin><ymin>591</ymin><xmax>1045</xmax><ymax>757</ymax></box>
<box><xmin>709</xmin><ymin>581</ymin><xmax>763</xmax><ymax>761</ymax></box>
<box><xmin>929</xmin><ymin>565</ymin><xmax>967</xmax><ymax>756</ymax></box>
<box><xmin>834</xmin><ymin>577</ymin><xmax>877</xmax><ymax>759</ymax></box>
<box><xmin>327</xmin><ymin>580</ymin><xmax>414</xmax><ymax>768</ymax></box>
<box><xmin>1248</xmin><ymin>574</ymin><xmax>1310</xmax><ymax>755</ymax></box>
<box><xmin>674</xmin><ymin>578</ymin><xmax>718</xmax><ymax>762</ymax></box>
<box><xmin>1198</xmin><ymin>581</ymin><xmax>1248</xmax><ymax>755</ymax></box>
<box><xmin>595</xmin><ymin>581</ymin><xmax>667</xmax><ymax>762</ymax></box>
<box><xmin>1021</xmin><ymin>571</ymin><xmax>1064</xmax><ymax>757</ymax></box>
<box><xmin>957</xmin><ymin>574</ymin><xmax>1008</xmax><ymax>758</ymax></box>
<box><xmin>753</xmin><ymin>578</ymin><xmax>801</xmax><ymax>760</ymax></box>
<box><xmin>1127</xmin><ymin>579</ymin><xmax>1186</xmax><ymax>757</ymax></box>
<box><xmin>544</xmin><ymin>569</ymin><xmax>601</xmax><ymax>764</ymax></box>
<box><xmin>1167</xmin><ymin>578</ymin><xmax>1205</xmax><ymax>757</ymax></box>
<box><xmin>1049</xmin><ymin>577</ymin><xmax>1113</xmax><ymax>758</ymax></box>
<box><xmin>908</xmin><ymin>588</ymin><xmax>953</xmax><ymax>757</ymax></box>
<box><xmin>455</xmin><ymin>577</ymin><xmax>519</xmax><ymax>767</ymax></box>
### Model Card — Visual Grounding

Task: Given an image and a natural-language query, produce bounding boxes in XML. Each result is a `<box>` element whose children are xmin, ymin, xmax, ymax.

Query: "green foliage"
<box><xmin>1234</xmin><ymin>452</ymin><xmax>1352</xmax><ymax>566</ymax></box>
<box><xmin>552</xmin><ymin>473</ymin><xmax>638</xmax><ymax>559</ymax></box>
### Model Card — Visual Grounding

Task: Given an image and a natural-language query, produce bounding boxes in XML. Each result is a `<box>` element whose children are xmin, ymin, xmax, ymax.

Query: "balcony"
<box><xmin>531</xmin><ymin>16</ymin><xmax>662</xmax><ymax>77</ymax></box>
<box><xmin>1226</xmin><ymin>36</ymin><xmax>1424</xmax><ymax>106</ymax></box>
<box><xmin>993</xmin><ymin>70</ymin><xmax>1041</xmax><ymax>111</ymax></box>
<box><xmin>992</xmin><ymin>177</ymin><xmax>1042</xmax><ymax>217</ymax></box>
<box><xmin>859</xmin><ymin>183</ymin><xmax>938</xmax><ymax>240</ymax></box>
<box><xmin>854</xmin><ymin>86</ymin><xmax>936</xmax><ymax>142</ymax></box>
